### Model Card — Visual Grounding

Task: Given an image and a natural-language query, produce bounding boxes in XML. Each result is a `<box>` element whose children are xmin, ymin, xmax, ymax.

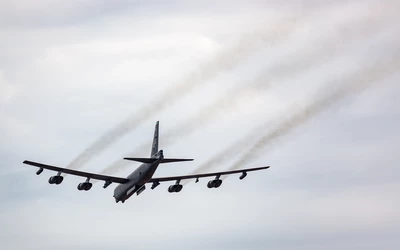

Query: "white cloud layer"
<box><xmin>0</xmin><ymin>0</ymin><xmax>399</xmax><ymax>249</ymax></box>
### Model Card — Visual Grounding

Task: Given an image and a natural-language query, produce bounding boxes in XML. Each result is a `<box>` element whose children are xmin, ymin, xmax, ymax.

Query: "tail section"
<box><xmin>151</xmin><ymin>121</ymin><xmax>159</xmax><ymax>157</ymax></box>
<box><xmin>123</xmin><ymin>121</ymin><xmax>193</xmax><ymax>164</ymax></box>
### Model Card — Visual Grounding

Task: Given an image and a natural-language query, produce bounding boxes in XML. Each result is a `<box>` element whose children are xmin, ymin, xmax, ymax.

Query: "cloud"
<box><xmin>0</xmin><ymin>0</ymin><xmax>136</xmax><ymax>28</ymax></box>
<box><xmin>180</xmin><ymin>7</ymin><xmax>400</xmax><ymax>179</ymax></box>
<box><xmin>224</xmin><ymin>53</ymin><xmax>399</xmax><ymax>172</ymax></box>
<box><xmin>0</xmin><ymin>71</ymin><xmax>18</xmax><ymax>103</ymax></box>
<box><xmin>68</xmin><ymin>0</ymin><xmax>399</xmax><ymax>174</ymax></box>
<box><xmin>64</xmin><ymin>13</ymin><xmax>304</xmax><ymax>172</ymax></box>
<box><xmin>1</xmin><ymin>181</ymin><xmax>399</xmax><ymax>249</ymax></box>
<box><xmin>0</xmin><ymin>1</ymin><xmax>399</xmax><ymax>250</ymax></box>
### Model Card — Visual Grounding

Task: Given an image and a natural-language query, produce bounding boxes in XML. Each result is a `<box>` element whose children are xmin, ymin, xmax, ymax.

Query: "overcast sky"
<box><xmin>1</xmin><ymin>0</ymin><xmax>399</xmax><ymax>249</ymax></box>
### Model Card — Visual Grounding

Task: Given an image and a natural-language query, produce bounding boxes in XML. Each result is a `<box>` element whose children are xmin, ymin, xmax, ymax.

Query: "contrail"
<box><xmin>221</xmin><ymin>54</ymin><xmax>400</xmax><ymax>177</ymax></box>
<box><xmin>180</xmin><ymin>128</ymin><xmax>261</xmax><ymax>185</ymax></box>
<box><xmin>178</xmin><ymin>33</ymin><xmax>399</xmax><ymax>181</ymax></box>
<box><xmin>65</xmin><ymin>16</ymin><xmax>303</xmax><ymax>172</ymax></box>
<box><xmin>192</xmin><ymin>55</ymin><xmax>399</xmax><ymax>182</ymax></box>
<box><xmin>98</xmin><ymin>4</ymin><xmax>397</xmax><ymax>177</ymax></box>
<box><xmin>97</xmin><ymin>82</ymin><xmax>271</xmax><ymax>177</ymax></box>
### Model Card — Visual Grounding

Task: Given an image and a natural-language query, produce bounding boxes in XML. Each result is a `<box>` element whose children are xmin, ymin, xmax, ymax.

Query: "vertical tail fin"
<box><xmin>124</xmin><ymin>121</ymin><xmax>193</xmax><ymax>163</ymax></box>
<box><xmin>150</xmin><ymin>121</ymin><xmax>159</xmax><ymax>157</ymax></box>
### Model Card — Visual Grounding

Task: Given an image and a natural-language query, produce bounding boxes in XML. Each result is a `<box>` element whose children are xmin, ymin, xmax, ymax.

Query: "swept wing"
<box><xmin>23</xmin><ymin>160</ymin><xmax>129</xmax><ymax>184</ymax></box>
<box><xmin>148</xmin><ymin>166</ymin><xmax>270</xmax><ymax>183</ymax></box>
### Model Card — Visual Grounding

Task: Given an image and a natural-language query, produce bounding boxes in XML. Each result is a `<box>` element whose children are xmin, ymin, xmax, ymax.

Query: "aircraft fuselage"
<box><xmin>113</xmin><ymin>152</ymin><xmax>163</xmax><ymax>203</ymax></box>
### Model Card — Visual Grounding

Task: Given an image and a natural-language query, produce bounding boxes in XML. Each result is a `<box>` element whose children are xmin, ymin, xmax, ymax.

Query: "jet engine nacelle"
<box><xmin>77</xmin><ymin>182</ymin><xmax>92</xmax><ymax>191</ymax></box>
<box><xmin>168</xmin><ymin>184</ymin><xmax>183</xmax><ymax>193</ymax></box>
<box><xmin>207</xmin><ymin>179</ymin><xmax>222</xmax><ymax>188</ymax></box>
<box><xmin>151</xmin><ymin>181</ymin><xmax>160</xmax><ymax>190</ymax></box>
<box><xmin>239</xmin><ymin>172</ymin><xmax>247</xmax><ymax>180</ymax></box>
<box><xmin>48</xmin><ymin>176</ymin><xmax>63</xmax><ymax>185</ymax></box>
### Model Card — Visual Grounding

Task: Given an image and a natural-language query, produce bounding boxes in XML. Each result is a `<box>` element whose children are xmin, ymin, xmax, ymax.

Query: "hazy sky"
<box><xmin>1</xmin><ymin>1</ymin><xmax>399</xmax><ymax>249</ymax></box>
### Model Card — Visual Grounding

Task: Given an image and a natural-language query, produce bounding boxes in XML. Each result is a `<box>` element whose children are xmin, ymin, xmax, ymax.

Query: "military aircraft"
<box><xmin>23</xmin><ymin>121</ymin><xmax>270</xmax><ymax>203</ymax></box>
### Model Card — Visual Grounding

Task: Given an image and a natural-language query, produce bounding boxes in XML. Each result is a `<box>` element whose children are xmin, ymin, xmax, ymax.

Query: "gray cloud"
<box><xmin>180</xmin><ymin>9</ymin><xmax>399</xmax><ymax>181</ymax></box>
<box><xmin>98</xmin><ymin>2</ymin><xmax>396</xmax><ymax>177</ymax></box>
<box><xmin>1</xmin><ymin>1</ymin><xmax>399</xmax><ymax>250</ymax></box>
<box><xmin>65</xmin><ymin>13</ymin><xmax>305</xmax><ymax>172</ymax></box>
<box><xmin>224</xmin><ymin>54</ymin><xmax>399</xmax><ymax>175</ymax></box>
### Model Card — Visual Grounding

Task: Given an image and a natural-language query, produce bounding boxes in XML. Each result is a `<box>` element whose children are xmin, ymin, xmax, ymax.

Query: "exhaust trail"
<box><xmin>178</xmin><ymin>39</ymin><xmax>400</xmax><ymax>181</ymax></box>
<box><xmin>222</xmin><ymin>55</ymin><xmax>400</xmax><ymax>177</ymax></box>
<box><xmin>180</xmin><ymin>130</ymin><xmax>261</xmax><ymax>184</ymax></box>
<box><xmin>184</xmin><ymin>54</ymin><xmax>400</xmax><ymax>183</ymax></box>
<box><xmin>65</xmin><ymin>16</ymin><xmax>304</xmax><ymax>172</ymax></box>
<box><xmin>99</xmin><ymin>5</ymin><xmax>397</xmax><ymax>177</ymax></box>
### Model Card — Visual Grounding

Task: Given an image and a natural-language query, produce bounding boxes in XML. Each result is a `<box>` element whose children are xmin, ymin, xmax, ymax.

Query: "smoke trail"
<box><xmin>98</xmin><ymin>5</ymin><xmax>396</xmax><ymax>177</ymax></box>
<box><xmin>222</xmin><ymin>55</ymin><xmax>400</xmax><ymax>176</ymax></box>
<box><xmin>96</xmin><ymin>83</ymin><xmax>270</xmax><ymax>178</ymax></box>
<box><xmin>180</xmin><ymin>130</ymin><xmax>261</xmax><ymax>184</ymax></box>
<box><xmin>184</xmin><ymin>61</ymin><xmax>400</xmax><ymax>184</ymax></box>
<box><xmin>65</xmin><ymin>16</ymin><xmax>303</xmax><ymax>172</ymax></box>
<box><xmin>178</xmin><ymin>33</ymin><xmax>400</xmax><ymax>182</ymax></box>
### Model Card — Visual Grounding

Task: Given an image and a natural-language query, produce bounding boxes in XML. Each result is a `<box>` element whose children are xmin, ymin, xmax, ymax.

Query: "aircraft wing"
<box><xmin>23</xmin><ymin>160</ymin><xmax>129</xmax><ymax>184</ymax></box>
<box><xmin>147</xmin><ymin>166</ymin><xmax>270</xmax><ymax>183</ymax></box>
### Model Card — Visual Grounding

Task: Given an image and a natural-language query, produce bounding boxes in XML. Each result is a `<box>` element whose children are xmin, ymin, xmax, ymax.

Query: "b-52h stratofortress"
<box><xmin>23</xmin><ymin>122</ymin><xmax>270</xmax><ymax>203</ymax></box>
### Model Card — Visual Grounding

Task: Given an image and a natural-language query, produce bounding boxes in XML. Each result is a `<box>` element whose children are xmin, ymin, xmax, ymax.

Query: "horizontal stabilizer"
<box><xmin>160</xmin><ymin>158</ymin><xmax>194</xmax><ymax>163</ymax></box>
<box><xmin>123</xmin><ymin>158</ymin><xmax>193</xmax><ymax>164</ymax></box>
<box><xmin>123</xmin><ymin>158</ymin><xmax>156</xmax><ymax>163</ymax></box>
